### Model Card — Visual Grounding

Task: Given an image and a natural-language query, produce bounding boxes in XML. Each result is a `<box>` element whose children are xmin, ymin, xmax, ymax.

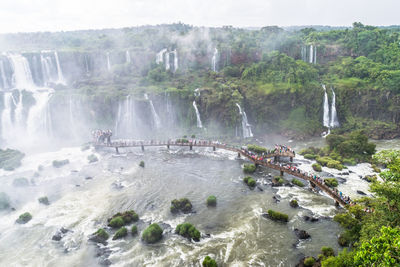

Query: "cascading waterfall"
<box><xmin>0</xmin><ymin>60</ymin><xmax>9</xmax><ymax>89</ymax></box>
<box><xmin>313</xmin><ymin>46</ymin><xmax>317</xmax><ymax>64</ymax></box>
<box><xmin>27</xmin><ymin>91</ymin><xmax>53</xmax><ymax>138</ymax></box>
<box><xmin>156</xmin><ymin>49</ymin><xmax>167</xmax><ymax>64</ymax></box>
<box><xmin>172</xmin><ymin>50</ymin><xmax>178</xmax><ymax>72</ymax></box>
<box><xmin>309</xmin><ymin>45</ymin><xmax>314</xmax><ymax>64</ymax></box>
<box><xmin>322</xmin><ymin>84</ymin><xmax>330</xmax><ymax>127</ymax></box>
<box><xmin>84</xmin><ymin>54</ymin><xmax>90</xmax><ymax>74</ymax></box>
<box><xmin>212</xmin><ymin>48</ymin><xmax>219</xmax><ymax>72</ymax></box>
<box><xmin>40</xmin><ymin>53</ymin><xmax>54</xmax><ymax>85</ymax></box>
<box><xmin>126</xmin><ymin>50</ymin><xmax>131</xmax><ymax>64</ymax></box>
<box><xmin>144</xmin><ymin>93</ymin><xmax>161</xmax><ymax>129</ymax></box>
<box><xmin>236</xmin><ymin>103</ymin><xmax>253</xmax><ymax>138</ymax></box>
<box><xmin>193</xmin><ymin>101</ymin><xmax>203</xmax><ymax>128</ymax></box>
<box><xmin>8</xmin><ymin>54</ymin><xmax>35</xmax><ymax>90</ymax></box>
<box><xmin>107</xmin><ymin>52</ymin><xmax>111</xmax><ymax>72</ymax></box>
<box><xmin>1</xmin><ymin>93</ymin><xmax>15</xmax><ymax>140</ymax></box>
<box><xmin>165</xmin><ymin>52</ymin><xmax>170</xmax><ymax>71</ymax></box>
<box><xmin>54</xmin><ymin>51</ymin><xmax>66</xmax><ymax>85</ymax></box>
<box><xmin>330</xmin><ymin>87</ymin><xmax>340</xmax><ymax>128</ymax></box>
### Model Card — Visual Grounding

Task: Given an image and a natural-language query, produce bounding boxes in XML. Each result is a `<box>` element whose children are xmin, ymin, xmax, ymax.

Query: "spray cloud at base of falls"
<box><xmin>235</xmin><ymin>103</ymin><xmax>253</xmax><ymax>138</ymax></box>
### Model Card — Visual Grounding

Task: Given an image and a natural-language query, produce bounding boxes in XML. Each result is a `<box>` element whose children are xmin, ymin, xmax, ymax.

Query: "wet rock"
<box><xmin>85</xmin><ymin>176</ymin><xmax>93</xmax><ymax>180</ymax></box>
<box><xmin>294</xmin><ymin>228</ymin><xmax>311</xmax><ymax>239</ymax></box>
<box><xmin>339</xmin><ymin>171</ymin><xmax>349</xmax><ymax>175</ymax></box>
<box><xmin>303</xmin><ymin>216</ymin><xmax>319</xmax><ymax>222</ymax></box>
<box><xmin>52</xmin><ymin>227</ymin><xmax>70</xmax><ymax>241</ymax></box>
<box><xmin>257</xmin><ymin>186</ymin><xmax>264</xmax><ymax>191</ymax></box>
<box><xmin>267</xmin><ymin>173</ymin><xmax>272</xmax><ymax>177</ymax></box>
<box><xmin>357</xmin><ymin>190</ymin><xmax>367</xmax><ymax>196</ymax></box>
<box><xmin>111</xmin><ymin>181</ymin><xmax>124</xmax><ymax>190</ymax></box>
<box><xmin>99</xmin><ymin>259</ymin><xmax>111</xmax><ymax>266</ymax></box>
<box><xmin>75</xmin><ymin>184</ymin><xmax>80</xmax><ymax>187</ymax></box>
<box><xmin>272</xmin><ymin>195</ymin><xmax>280</xmax><ymax>203</ymax></box>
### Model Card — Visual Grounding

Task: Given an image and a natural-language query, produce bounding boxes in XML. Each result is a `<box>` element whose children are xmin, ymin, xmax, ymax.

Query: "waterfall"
<box><xmin>0</xmin><ymin>60</ymin><xmax>9</xmax><ymax>89</ymax></box>
<box><xmin>8</xmin><ymin>54</ymin><xmax>35</xmax><ymax>90</ymax></box>
<box><xmin>330</xmin><ymin>87</ymin><xmax>340</xmax><ymax>128</ymax></box>
<box><xmin>84</xmin><ymin>54</ymin><xmax>90</xmax><ymax>74</ymax></box>
<box><xmin>144</xmin><ymin>93</ymin><xmax>161</xmax><ymax>129</ymax></box>
<box><xmin>309</xmin><ymin>45</ymin><xmax>314</xmax><ymax>64</ymax></box>
<box><xmin>236</xmin><ymin>103</ymin><xmax>253</xmax><ymax>138</ymax></box>
<box><xmin>212</xmin><ymin>48</ymin><xmax>219</xmax><ymax>72</ymax></box>
<box><xmin>193</xmin><ymin>101</ymin><xmax>203</xmax><ymax>128</ymax></box>
<box><xmin>126</xmin><ymin>50</ymin><xmax>131</xmax><ymax>64</ymax></box>
<box><xmin>165</xmin><ymin>52</ymin><xmax>170</xmax><ymax>71</ymax></box>
<box><xmin>40</xmin><ymin>54</ymin><xmax>53</xmax><ymax>85</ymax></box>
<box><xmin>313</xmin><ymin>46</ymin><xmax>317</xmax><ymax>64</ymax></box>
<box><xmin>27</xmin><ymin>91</ymin><xmax>53</xmax><ymax>139</ymax></box>
<box><xmin>54</xmin><ymin>51</ymin><xmax>66</xmax><ymax>85</ymax></box>
<box><xmin>322</xmin><ymin>85</ymin><xmax>330</xmax><ymax>127</ymax></box>
<box><xmin>107</xmin><ymin>52</ymin><xmax>111</xmax><ymax>72</ymax></box>
<box><xmin>1</xmin><ymin>93</ymin><xmax>14</xmax><ymax>140</ymax></box>
<box><xmin>156</xmin><ymin>49</ymin><xmax>167</xmax><ymax>64</ymax></box>
<box><xmin>172</xmin><ymin>50</ymin><xmax>178</xmax><ymax>72</ymax></box>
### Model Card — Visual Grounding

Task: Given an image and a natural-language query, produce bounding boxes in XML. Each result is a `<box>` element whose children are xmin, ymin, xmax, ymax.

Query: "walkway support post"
<box><xmin>115</xmin><ymin>147</ymin><xmax>119</xmax><ymax>154</ymax></box>
<box><xmin>280</xmin><ymin>170</ymin><xmax>284</xmax><ymax>176</ymax></box>
<box><xmin>335</xmin><ymin>201</ymin><xmax>340</xmax><ymax>207</ymax></box>
<box><xmin>141</xmin><ymin>145</ymin><xmax>144</xmax><ymax>152</ymax></box>
<box><xmin>290</xmin><ymin>157</ymin><xmax>293</xmax><ymax>162</ymax></box>
<box><xmin>238</xmin><ymin>152</ymin><xmax>241</xmax><ymax>158</ymax></box>
<box><xmin>190</xmin><ymin>145</ymin><xmax>193</xmax><ymax>150</ymax></box>
<box><xmin>213</xmin><ymin>146</ymin><xmax>216</xmax><ymax>151</ymax></box>
<box><xmin>167</xmin><ymin>144</ymin><xmax>170</xmax><ymax>149</ymax></box>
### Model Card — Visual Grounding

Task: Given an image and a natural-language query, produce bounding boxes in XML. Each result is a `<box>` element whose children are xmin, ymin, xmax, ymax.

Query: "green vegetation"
<box><xmin>52</xmin><ymin>159</ymin><xmax>70</xmax><ymax>168</ymax></box>
<box><xmin>113</xmin><ymin>227</ymin><xmax>128</xmax><ymax>240</ymax></box>
<box><xmin>290</xmin><ymin>199</ymin><xmax>299</xmax><ymax>208</ymax></box>
<box><xmin>16</xmin><ymin>212</ymin><xmax>32</xmax><ymax>224</ymax></box>
<box><xmin>273</xmin><ymin>176</ymin><xmax>284</xmax><ymax>186</ymax></box>
<box><xmin>304</xmin><ymin>257</ymin><xmax>316</xmax><ymax>267</ymax></box>
<box><xmin>87</xmin><ymin>154</ymin><xmax>98</xmax><ymax>163</ymax></box>
<box><xmin>203</xmin><ymin>256</ymin><xmax>218</xmax><ymax>267</ymax></box>
<box><xmin>324</xmin><ymin>178</ymin><xmax>339</xmax><ymax>188</ymax></box>
<box><xmin>170</xmin><ymin>198</ymin><xmax>192</xmax><ymax>214</ymax></box>
<box><xmin>312</xmin><ymin>163</ymin><xmax>322</xmax><ymax>172</ymax></box>
<box><xmin>93</xmin><ymin>228</ymin><xmax>109</xmax><ymax>241</ymax></box>
<box><xmin>176</xmin><ymin>138</ymin><xmax>189</xmax><ymax>143</ymax></box>
<box><xmin>247</xmin><ymin>144</ymin><xmax>267</xmax><ymax>154</ymax></box>
<box><xmin>139</xmin><ymin>161</ymin><xmax>145</xmax><ymax>167</ymax></box>
<box><xmin>243</xmin><ymin>163</ymin><xmax>256</xmax><ymax>174</ymax></box>
<box><xmin>142</xmin><ymin>223</ymin><xmax>163</xmax><ymax>244</ymax></box>
<box><xmin>321</xmin><ymin>149</ymin><xmax>400</xmax><ymax>266</ymax></box>
<box><xmin>243</xmin><ymin>176</ymin><xmax>256</xmax><ymax>188</ymax></box>
<box><xmin>0</xmin><ymin>149</ymin><xmax>25</xmax><ymax>171</ymax></box>
<box><xmin>131</xmin><ymin>225</ymin><xmax>138</xmax><ymax>236</ymax></box>
<box><xmin>267</xmin><ymin>209</ymin><xmax>289</xmax><ymax>222</ymax></box>
<box><xmin>38</xmin><ymin>196</ymin><xmax>50</xmax><ymax>205</ymax></box>
<box><xmin>292</xmin><ymin>178</ymin><xmax>305</xmax><ymax>187</ymax></box>
<box><xmin>0</xmin><ymin>192</ymin><xmax>10</xmax><ymax>210</ymax></box>
<box><xmin>176</xmin><ymin>222</ymin><xmax>201</xmax><ymax>241</ymax></box>
<box><xmin>206</xmin><ymin>195</ymin><xmax>217</xmax><ymax>207</ymax></box>
<box><xmin>108</xmin><ymin>210</ymin><xmax>139</xmax><ymax>228</ymax></box>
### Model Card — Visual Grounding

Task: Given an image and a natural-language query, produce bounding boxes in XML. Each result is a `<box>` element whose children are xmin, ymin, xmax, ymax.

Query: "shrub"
<box><xmin>324</xmin><ymin>178</ymin><xmax>339</xmax><ymax>188</ymax></box>
<box><xmin>191</xmin><ymin>134</ymin><xmax>196</xmax><ymax>138</ymax></box>
<box><xmin>113</xmin><ymin>227</ymin><xmax>128</xmax><ymax>240</ymax></box>
<box><xmin>247</xmin><ymin>144</ymin><xmax>267</xmax><ymax>154</ymax></box>
<box><xmin>176</xmin><ymin>222</ymin><xmax>201</xmax><ymax>241</ymax></box>
<box><xmin>16</xmin><ymin>212</ymin><xmax>32</xmax><ymax>224</ymax></box>
<box><xmin>170</xmin><ymin>198</ymin><xmax>192</xmax><ymax>214</ymax></box>
<box><xmin>206</xmin><ymin>196</ymin><xmax>217</xmax><ymax>207</ymax></box>
<box><xmin>0</xmin><ymin>192</ymin><xmax>10</xmax><ymax>210</ymax></box>
<box><xmin>38</xmin><ymin>196</ymin><xmax>50</xmax><ymax>205</ymax></box>
<box><xmin>338</xmin><ymin>234</ymin><xmax>350</xmax><ymax>247</ymax></box>
<box><xmin>52</xmin><ymin>159</ymin><xmax>69</xmax><ymax>168</ymax></box>
<box><xmin>87</xmin><ymin>154</ymin><xmax>98</xmax><ymax>163</ymax></box>
<box><xmin>267</xmin><ymin>209</ymin><xmax>288</xmax><ymax>222</ymax></box>
<box><xmin>131</xmin><ymin>225</ymin><xmax>138</xmax><ymax>236</ymax></box>
<box><xmin>93</xmin><ymin>228</ymin><xmax>109</xmax><ymax>241</ymax></box>
<box><xmin>321</xmin><ymin>246</ymin><xmax>335</xmax><ymax>257</ymax></box>
<box><xmin>139</xmin><ymin>161</ymin><xmax>145</xmax><ymax>167</ymax></box>
<box><xmin>203</xmin><ymin>256</ymin><xmax>218</xmax><ymax>267</ymax></box>
<box><xmin>312</xmin><ymin>163</ymin><xmax>322</xmax><ymax>172</ymax></box>
<box><xmin>371</xmin><ymin>164</ymin><xmax>381</xmax><ymax>173</ymax></box>
<box><xmin>273</xmin><ymin>176</ymin><xmax>284</xmax><ymax>186</ymax></box>
<box><xmin>108</xmin><ymin>216</ymin><xmax>125</xmax><ymax>228</ymax></box>
<box><xmin>290</xmin><ymin>199</ymin><xmax>299</xmax><ymax>208</ymax></box>
<box><xmin>342</xmin><ymin>158</ymin><xmax>356</xmax><ymax>165</ymax></box>
<box><xmin>243</xmin><ymin>176</ymin><xmax>251</xmax><ymax>183</ymax></box>
<box><xmin>12</xmin><ymin>177</ymin><xmax>29</xmax><ymax>187</ymax></box>
<box><xmin>327</xmin><ymin>160</ymin><xmax>343</xmax><ymax>170</ymax></box>
<box><xmin>243</xmin><ymin>163</ymin><xmax>256</xmax><ymax>173</ymax></box>
<box><xmin>304</xmin><ymin>154</ymin><xmax>317</xmax><ymax>160</ymax></box>
<box><xmin>292</xmin><ymin>178</ymin><xmax>305</xmax><ymax>187</ymax></box>
<box><xmin>304</xmin><ymin>257</ymin><xmax>315</xmax><ymax>266</ymax></box>
<box><xmin>142</xmin><ymin>223</ymin><xmax>163</xmax><ymax>243</ymax></box>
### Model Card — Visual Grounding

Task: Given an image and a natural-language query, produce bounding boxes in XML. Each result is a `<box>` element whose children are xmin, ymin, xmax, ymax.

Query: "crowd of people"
<box><xmin>274</xmin><ymin>144</ymin><xmax>295</xmax><ymax>155</ymax></box>
<box><xmin>92</xmin><ymin>129</ymin><xmax>113</xmax><ymax>145</ymax></box>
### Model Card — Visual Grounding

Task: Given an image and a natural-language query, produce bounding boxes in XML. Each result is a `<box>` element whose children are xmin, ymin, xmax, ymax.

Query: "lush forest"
<box><xmin>1</xmin><ymin>22</ymin><xmax>400</xmax><ymax>138</ymax></box>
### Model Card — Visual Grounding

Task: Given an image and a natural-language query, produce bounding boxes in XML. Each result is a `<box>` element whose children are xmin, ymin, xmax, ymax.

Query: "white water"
<box><xmin>322</xmin><ymin>85</ymin><xmax>330</xmax><ymax>128</ymax></box>
<box><xmin>193</xmin><ymin>101</ymin><xmax>203</xmax><ymax>128</ymax></box>
<box><xmin>1</xmin><ymin>93</ymin><xmax>14</xmax><ymax>140</ymax></box>
<box><xmin>212</xmin><ymin>48</ymin><xmax>219</xmax><ymax>72</ymax></box>
<box><xmin>236</xmin><ymin>103</ymin><xmax>253</xmax><ymax>138</ymax></box>
<box><xmin>144</xmin><ymin>93</ymin><xmax>161</xmax><ymax>129</ymax></box>
<box><xmin>27</xmin><ymin>91</ymin><xmax>54</xmax><ymax>140</ymax></box>
<box><xmin>84</xmin><ymin>54</ymin><xmax>90</xmax><ymax>74</ymax></box>
<box><xmin>106</xmin><ymin>52</ymin><xmax>111</xmax><ymax>72</ymax></box>
<box><xmin>115</xmin><ymin>95</ymin><xmax>137</xmax><ymax>138</ymax></box>
<box><xmin>40</xmin><ymin>54</ymin><xmax>53</xmax><ymax>85</ymax></box>
<box><xmin>126</xmin><ymin>50</ymin><xmax>131</xmax><ymax>64</ymax></box>
<box><xmin>313</xmin><ymin>45</ymin><xmax>317</xmax><ymax>64</ymax></box>
<box><xmin>330</xmin><ymin>87</ymin><xmax>339</xmax><ymax>128</ymax></box>
<box><xmin>54</xmin><ymin>51</ymin><xmax>66</xmax><ymax>85</ymax></box>
<box><xmin>156</xmin><ymin>48</ymin><xmax>167</xmax><ymax>65</ymax></box>
<box><xmin>309</xmin><ymin>45</ymin><xmax>313</xmax><ymax>64</ymax></box>
<box><xmin>165</xmin><ymin>52</ymin><xmax>170</xmax><ymax>71</ymax></box>
<box><xmin>8</xmin><ymin>54</ymin><xmax>35</xmax><ymax>91</ymax></box>
<box><xmin>0</xmin><ymin>60</ymin><xmax>9</xmax><ymax>89</ymax></box>
<box><xmin>172</xmin><ymin>49</ymin><xmax>178</xmax><ymax>72</ymax></box>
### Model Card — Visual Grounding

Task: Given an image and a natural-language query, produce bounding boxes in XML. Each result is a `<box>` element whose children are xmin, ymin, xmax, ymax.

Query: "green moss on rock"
<box><xmin>38</xmin><ymin>196</ymin><xmax>50</xmax><ymax>205</ymax></box>
<box><xmin>176</xmin><ymin>222</ymin><xmax>201</xmax><ymax>241</ymax></box>
<box><xmin>52</xmin><ymin>159</ymin><xmax>70</xmax><ymax>168</ymax></box>
<box><xmin>202</xmin><ymin>256</ymin><xmax>218</xmax><ymax>267</ymax></box>
<box><xmin>142</xmin><ymin>223</ymin><xmax>163</xmax><ymax>243</ymax></box>
<box><xmin>16</xmin><ymin>212</ymin><xmax>32</xmax><ymax>224</ymax></box>
<box><xmin>170</xmin><ymin>198</ymin><xmax>192</xmax><ymax>214</ymax></box>
<box><xmin>206</xmin><ymin>195</ymin><xmax>217</xmax><ymax>207</ymax></box>
<box><xmin>267</xmin><ymin>209</ymin><xmax>289</xmax><ymax>222</ymax></box>
<box><xmin>113</xmin><ymin>227</ymin><xmax>128</xmax><ymax>240</ymax></box>
<box><xmin>243</xmin><ymin>163</ymin><xmax>256</xmax><ymax>173</ymax></box>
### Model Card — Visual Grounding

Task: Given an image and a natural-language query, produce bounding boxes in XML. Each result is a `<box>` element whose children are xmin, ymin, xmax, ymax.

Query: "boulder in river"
<box><xmin>357</xmin><ymin>190</ymin><xmax>367</xmax><ymax>196</ymax></box>
<box><xmin>294</xmin><ymin>228</ymin><xmax>311</xmax><ymax>239</ymax></box>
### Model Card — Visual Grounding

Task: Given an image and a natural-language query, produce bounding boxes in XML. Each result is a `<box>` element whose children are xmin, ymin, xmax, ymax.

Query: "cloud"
<box><xmin>0</xmin><ymin>0</ymin><xmax>398</xmax><ymax>33</ymax></box>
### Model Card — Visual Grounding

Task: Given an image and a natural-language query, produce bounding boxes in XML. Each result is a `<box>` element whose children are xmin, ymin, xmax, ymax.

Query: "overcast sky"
<box><xmin>0</xmin><ymin>0</ymin><xmax>398</xmax><ymax>33</ymax></box>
